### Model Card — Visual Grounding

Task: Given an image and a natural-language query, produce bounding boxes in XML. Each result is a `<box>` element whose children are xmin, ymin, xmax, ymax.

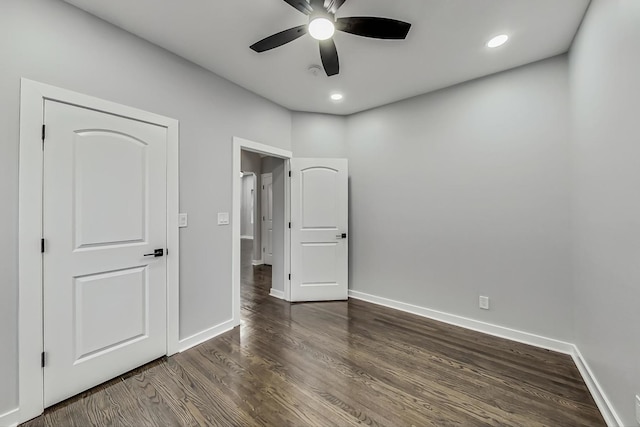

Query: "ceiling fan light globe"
<box><xmin>309</xmin><ymin>17</ymin><xmax>335</xmax><ymax>40</ymax></box>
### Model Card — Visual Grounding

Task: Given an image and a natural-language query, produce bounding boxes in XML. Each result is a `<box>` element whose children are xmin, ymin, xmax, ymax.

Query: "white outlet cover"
<box><xmin>218</xmin><ymin>212</ymin><xmax>230</xmax><ymax>225</ymax></box>
<box><xmin>479</xmin><ymin>296</ymin><xmax>490</xmax><ymax>310</ymax></box>
<box><xmin>178</xmin><ymin>213</ymin><xmax>188</xmax><ymax>228</ymax></box>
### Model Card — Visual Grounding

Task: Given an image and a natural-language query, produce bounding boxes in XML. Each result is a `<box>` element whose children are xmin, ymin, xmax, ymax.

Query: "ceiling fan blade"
<box><xmin>319</xmin><ymin>39</ymin><xmax>339</xmax><ymax>76</ymax></box>
<box><xmin>283</xmin><ymin>0</ymin><xmax>313</xmax><ymax>15</ymax></box>
<box><xmin>336</xmin><ymin>17</ymin><xmax>412</xmax><ymax>39</ymax></box>
<box><xmin>250</xmin><ymin>25</ymin><xmax>308</xmax><ymax>52</ymax></box>
<box><xmin>326</xmin><ymin>0</ymin><xmax>347</xmax><ymax>14</ymax></box>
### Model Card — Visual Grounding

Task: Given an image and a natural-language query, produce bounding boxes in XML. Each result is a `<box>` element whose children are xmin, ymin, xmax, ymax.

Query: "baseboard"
<box><xmin>177</xmin><ymin>318</ymin><xmax>238</xmax><ymax>353</ymax></box>
<box><xmin>269</xmin><ymin>288</ymin><xmax>285</xmax><ymax>300</ymax></box>
<box><xmin>240</xmin><ymin>235</ymin><xmax>253</xmax><ymax>240</ymax></box>
<box><xmin>348</xmin><ymin>290</ymin><xmax>574</xmax><ymax>354</ymax></box>
<box><xmin>349</xmin><ymin>290</ymin><xmax>621</xmax><ymax>425</ymax></box>
<box><xmin>0</xmin><ymin>407</ymin><xmax>19</xmax><ymax>427</ymax></box>
<box><xmin>2</xmin><ymin>292</ymin><xmax>621</xmax><ymax>427</ymax></box>
<box><xmin>252</xmin><ymin>259</ymin><xmax>263</xmax><ymax>266</ymax></box>
<box><xmin>570</xmin><ymin>346</ymin><xmax>622</xmax><ymax>427</ymax></box>
<box><xmin>2</xmin><ymin>321</ymin><xmax>240</xmax><ymax>426</ymax></box>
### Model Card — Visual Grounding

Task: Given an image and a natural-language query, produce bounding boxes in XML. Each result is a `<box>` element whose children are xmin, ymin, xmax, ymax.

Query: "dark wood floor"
<box><xmin>22</xmin><ymin>239</ymin><xmax>604</xmax><ymax>426</ymax></box>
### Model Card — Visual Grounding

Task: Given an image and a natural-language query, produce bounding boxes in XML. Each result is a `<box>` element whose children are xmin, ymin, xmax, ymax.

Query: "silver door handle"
<box><xmin>336</xmin><ymin>233</ymin><xmax>347</xmax><ymax>239</ymax></box>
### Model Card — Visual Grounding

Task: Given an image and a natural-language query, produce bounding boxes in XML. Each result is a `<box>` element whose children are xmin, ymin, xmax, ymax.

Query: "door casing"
<box><xmin>17</xmin><ymin>79</ymin><xmax>180</xmax><ymax>425</ymax></box>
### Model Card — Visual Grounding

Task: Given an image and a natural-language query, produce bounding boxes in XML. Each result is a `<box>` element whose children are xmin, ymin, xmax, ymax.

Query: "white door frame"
<box><xmin>232</xmin><ymin>137</ymin><xmax>291</xmax><ymax>322</ymax></box>
<box><xmin>15</xmin><ymin>79</ymin><xmax>180</xmax><ymax>425</ymax></box>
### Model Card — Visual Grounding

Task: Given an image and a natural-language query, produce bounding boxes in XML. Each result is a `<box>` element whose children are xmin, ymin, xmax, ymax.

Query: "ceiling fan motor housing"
<box><xmin>309</xmin><ymin>8</ymin><xmax>335</xmax><ymax>23</ymax></box>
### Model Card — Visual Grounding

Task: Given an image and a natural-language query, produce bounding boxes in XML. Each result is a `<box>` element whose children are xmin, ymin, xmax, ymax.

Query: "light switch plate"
<box><xmin>178</xmin><ymin>213</ymin><xmax>188</xmax><ymax>228</ymax></box>
<box><xmin>217</xmin><ymin>212</ymin><xmax>230</xmax><ymax>225</ymax></box>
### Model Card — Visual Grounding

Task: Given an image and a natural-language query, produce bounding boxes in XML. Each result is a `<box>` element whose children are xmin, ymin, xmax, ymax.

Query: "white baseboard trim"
<box><xmin>3</xmin><ymin>320</ymin><xmax>245</xmax><ymax>426</ymax></box>
<box><xmin>269</xmin><ymin>288</ymin><xmax>285</xmax><ymax>300</ymax></box>
<box><xmin>240</xmin><ymin>235</ymin><xmax>254</xmax><ymax>240</ymax></box>
<box><xmin>177</xmin><ymin>318</ymin><xmax>238</xmax><ymax>353</ymax></box>
<box><xmin>348</xmin><ymin>290</ymin><xmax>574</xmax><ymax>354</ymax></box>
<box><xmin>570</xmin><ymin>346</ymin><xmax>622</xmax><ymax>427</ymax></box>
<box><xmin>349</xmin><ymin>289</ymin><xmax>621</xmax><ymax>426</ymax></box>
<box><xmin>1</xmin><ymin>320</ymin><xmax>239</xmax><ymax>426</ymax></box>
<box><xmin>0</xmin><ymin>407</ymin><xmax>19</xmax><ymax>427</ymax></box>
<box><xmin>252</xmin><ymin>259</ymin><xmax>264</xmax><ymax>266</ymax></box>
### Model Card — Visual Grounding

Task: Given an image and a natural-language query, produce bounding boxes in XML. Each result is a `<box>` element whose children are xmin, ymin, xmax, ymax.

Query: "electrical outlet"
<box><xmin>635</xmin><ymin>395</ymin><xmax>640</xmax><ymax>424</ymax></box>
<box><xmin>479</xmin><ymin>296</ymin><xmax>490</xmax><ymax>310</ymax></box>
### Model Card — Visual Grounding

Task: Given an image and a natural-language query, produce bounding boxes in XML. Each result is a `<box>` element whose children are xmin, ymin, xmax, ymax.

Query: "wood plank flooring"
<box><xmin>22</xmin><ymin>239</ymin><xmax>605</xmax><ymax>426</ymax></box>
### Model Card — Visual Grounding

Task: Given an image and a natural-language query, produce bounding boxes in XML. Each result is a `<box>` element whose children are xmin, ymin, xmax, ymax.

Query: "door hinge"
<box><xmin>288</xmin><ymin>274</ymin><xmax>291</xmax><ymax>280</ymax></box>
<box><xmin>41</xmin><ymin>124</ymin><xmax>46</xmax><ymax>141</ymax></box>
<box><xmin>41</xmin><ymin>238</ymin><xmax>45</xmax><ymax>253</ymax></box>
<box><xmin>41</xmin><ymin>352</ymin><xmax>46</xmax><ymax>368</ymax></box>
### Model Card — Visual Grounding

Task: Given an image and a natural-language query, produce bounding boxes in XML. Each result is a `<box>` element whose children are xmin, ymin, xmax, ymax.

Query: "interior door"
<box><xmin>240</xmin><ymin>174</ymin><xmax>255</xmax><ymax>239</ymax></box>
<box><xmin>43</xmin><ymin>100</ymin><xmax>168</xmax><ymax>407</ymax></box>
<box><xmin>261</xmin><ymin>173</ymin><xmax>274</xmax><ymax>265</ymax></box>
<box><xmin>290</xmin><ymin>158</ymin><xmax>348</xmax><ymax>302</ymax></box>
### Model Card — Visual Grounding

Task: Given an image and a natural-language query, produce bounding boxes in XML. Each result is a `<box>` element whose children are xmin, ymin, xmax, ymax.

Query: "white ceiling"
<box><xmin>63</xmin><ymin>0</ymin><xmax>590</xmax><ymax>115</ymax></box>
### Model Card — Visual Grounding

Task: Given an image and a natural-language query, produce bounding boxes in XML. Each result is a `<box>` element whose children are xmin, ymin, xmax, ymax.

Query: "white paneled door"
<box><xmin>261</xmin><ymin>173</ymin><xmax>273</xmax><ymax>266</ymax></box>
<box><xmin>43</xmin><ymin>100</ymin><xmax>168</xmax><ymax>407</ymax></box>
<box><xmin>290</xmin><ymin>158</ymin><xmax>348</xmax><ymax>301</ymax></box>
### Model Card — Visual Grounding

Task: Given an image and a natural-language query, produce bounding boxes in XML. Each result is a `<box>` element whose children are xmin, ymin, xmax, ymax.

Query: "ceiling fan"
<box><xmin>250</xmin><ymin>0</ymin><xmax>412</xmax><ymax>77</ymax></box>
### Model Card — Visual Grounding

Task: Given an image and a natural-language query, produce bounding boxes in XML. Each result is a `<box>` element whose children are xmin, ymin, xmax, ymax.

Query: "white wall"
<box><xmin>0</xmin><ymin>0</ymin><xmax>291</xmax><ymax>415</ymax></box>
<box><xmin>4</xmin><ymin>0</ymin><xmax>635</xmax><ymax>423</ymax></box>
<box><xmin>291</xmin><ymin>112</ymin><xmax>347</xmax><ymax>158</ymax></box>
<box><xmin>569</xmin><ymin>0</ymin><xmax>640</xmax><ymax>424</ymax></box>
<box><xmin>347</xmin><ymin>56</ymin><xmax>573</xmax><ymax>340</ymax></box>
<box><xmin>292</xmin><ymin>57</ymin><xmax>574</xmax><ymax>342</ymax></box>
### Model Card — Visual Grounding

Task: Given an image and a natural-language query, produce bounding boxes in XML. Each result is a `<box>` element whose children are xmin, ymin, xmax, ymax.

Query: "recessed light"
<box><xmin>309</xmin><ymin>17</ymin><xmax>335</xmax><ymax>41</ymax></box>
<box><xmin>487</xmin><ymin>34</ymin><xmax>509</xmax><ymax>48</ymax></box>
<box><xmin>330</xmin><ymin>93</ymin><xmax>343</xmax><ymax>101</ymax></box>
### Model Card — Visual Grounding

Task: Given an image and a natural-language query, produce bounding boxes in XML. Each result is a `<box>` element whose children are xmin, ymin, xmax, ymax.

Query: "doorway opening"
<box><xmin>239</xmin><ymin>152</ymin><xmax>285</xmax><ymax>307</ymax></box>
<box><xmin>232</xmin><ymin>137</ymin><xmax>349</xmax><ymax>323</ymax></box>
<box><xmin>239</xmin><ymin>160</ymin><xmax>279</xmax><ymax>273</ymax></box>
<box><xmin>231</xmin><ymin>137</ymin><xmax>292</xmax><ymax>326</ymax></box>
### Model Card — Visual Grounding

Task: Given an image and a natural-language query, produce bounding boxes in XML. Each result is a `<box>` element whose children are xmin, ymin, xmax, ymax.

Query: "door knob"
<box><xmin>144</xmin><ymin>248</ymin><xmax>164</xmax><ymax>257</ymax></box>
